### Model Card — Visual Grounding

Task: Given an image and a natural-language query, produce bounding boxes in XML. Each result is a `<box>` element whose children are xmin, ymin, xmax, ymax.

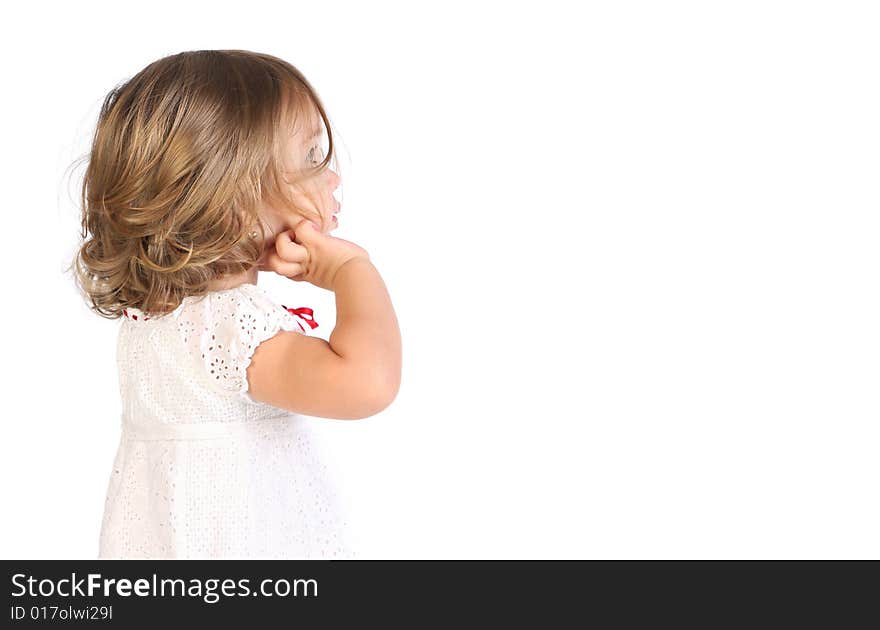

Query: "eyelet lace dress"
<box><xmin>97</xmin><ymin>282</ymin><xmax>357</xmax><ymax>559</ymax></box>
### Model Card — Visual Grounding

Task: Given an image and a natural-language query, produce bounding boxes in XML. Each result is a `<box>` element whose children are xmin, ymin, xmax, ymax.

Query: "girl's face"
<box><xmin>257</xmin><ymin>109</ymin><xmax>341</xmax><ymax>246</ymax></box>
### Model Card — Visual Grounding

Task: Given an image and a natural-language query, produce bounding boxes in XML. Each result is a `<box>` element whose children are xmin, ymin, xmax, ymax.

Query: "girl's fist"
<box><xmin>259</xmin><ymin>220</ymin><xmax>370</xmax><ymax>291</ymax></box>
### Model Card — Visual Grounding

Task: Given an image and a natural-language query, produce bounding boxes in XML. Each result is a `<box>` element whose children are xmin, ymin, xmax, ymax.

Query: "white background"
<box><xmin>0</xmin><ymin>0</ymin><xmax>877</xmax><ymax>559</ymax></box>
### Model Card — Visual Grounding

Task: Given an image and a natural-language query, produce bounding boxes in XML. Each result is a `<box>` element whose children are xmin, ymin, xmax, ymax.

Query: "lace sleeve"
<box><xmin>176</xmin><ymin>284</ymin><xmax>315</xmax><ymax>403</ymax></box>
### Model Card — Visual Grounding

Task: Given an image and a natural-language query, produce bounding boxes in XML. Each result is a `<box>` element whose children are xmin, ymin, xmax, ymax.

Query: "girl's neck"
<box><xmin>206</xmin><ymin>266</ymin><xmax>259</xmax><ymax>291</ymax></box>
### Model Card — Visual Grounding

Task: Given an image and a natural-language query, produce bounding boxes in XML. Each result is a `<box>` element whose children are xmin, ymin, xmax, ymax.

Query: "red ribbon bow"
<box><xmin>122</xmin><ymin>308</ymin><xmax>150</xmax><ymax>321</ymax></box>
<box><xmin>282</xmin><ymin>305</ymin><xmax>319</xmax><ymax>330</ymax></box>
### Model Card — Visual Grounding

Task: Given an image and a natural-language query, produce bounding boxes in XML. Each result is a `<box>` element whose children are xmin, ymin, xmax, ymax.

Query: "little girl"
<box><xmin>69</xmin><ymin>49</ymin><xmax>402</xmax><ymax>559</ymax></box>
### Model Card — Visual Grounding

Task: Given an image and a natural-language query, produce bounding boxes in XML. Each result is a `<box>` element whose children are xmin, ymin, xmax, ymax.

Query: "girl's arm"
<box><xmin>246</xmin><ymin>259</ymin><xmax>401</xmax><ymax>419</ymax></box>
<box><xmin>329</xmin><ymin>257</ymin><xmax>402</xmax><ymax>399</ymax></box>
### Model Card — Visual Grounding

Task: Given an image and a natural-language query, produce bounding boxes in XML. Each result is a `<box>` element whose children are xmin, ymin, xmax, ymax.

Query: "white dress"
<box><xmin>97</xmin><ymin>282</ymin><xmax>357</xmax><ymax>559</ymax></box>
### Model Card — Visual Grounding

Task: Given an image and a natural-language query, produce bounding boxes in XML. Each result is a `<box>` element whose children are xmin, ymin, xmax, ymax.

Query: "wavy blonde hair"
<box><xmin>67</xmin><ymin>49</ymin><xmax>338</xmax><ymax>319</ymax></box>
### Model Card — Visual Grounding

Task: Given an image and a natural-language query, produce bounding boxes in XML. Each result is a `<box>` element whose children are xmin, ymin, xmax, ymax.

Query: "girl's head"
<box><xmin>69</xmin><ymin>49</ymin><xmax>341</xmax><ymax>318</ymax></box>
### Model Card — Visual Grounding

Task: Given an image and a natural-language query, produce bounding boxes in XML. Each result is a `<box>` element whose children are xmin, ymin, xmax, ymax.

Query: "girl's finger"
<box><xmin>264</xmin><ymin>249</ymin><xmax>306</xmax><ymax>278</ymax></box>
<box><xmin>274</xmin><ymin>229</ymin><xmax>309</xmax><ymax>263</ymax></box>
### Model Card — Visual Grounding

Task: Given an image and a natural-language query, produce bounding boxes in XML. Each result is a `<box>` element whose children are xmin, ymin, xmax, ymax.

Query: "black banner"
<box><xmin>2</xmin><ymin>560</ymin><xmax>876</xmax><ymax>626</ymax></box>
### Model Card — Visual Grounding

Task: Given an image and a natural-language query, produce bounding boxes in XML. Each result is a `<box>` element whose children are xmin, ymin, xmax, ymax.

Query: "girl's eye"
<box><xmin>307</xmin><ymin>145</ymin><xmax>324</xmax><ymax>166</ymax></box>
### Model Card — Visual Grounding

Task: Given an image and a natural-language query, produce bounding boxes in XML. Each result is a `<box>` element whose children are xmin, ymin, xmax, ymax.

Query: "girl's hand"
<box><xmin>258</xmin><ymin>219</ymin><xmax>371</xmax><ymax>292</ymax></box>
